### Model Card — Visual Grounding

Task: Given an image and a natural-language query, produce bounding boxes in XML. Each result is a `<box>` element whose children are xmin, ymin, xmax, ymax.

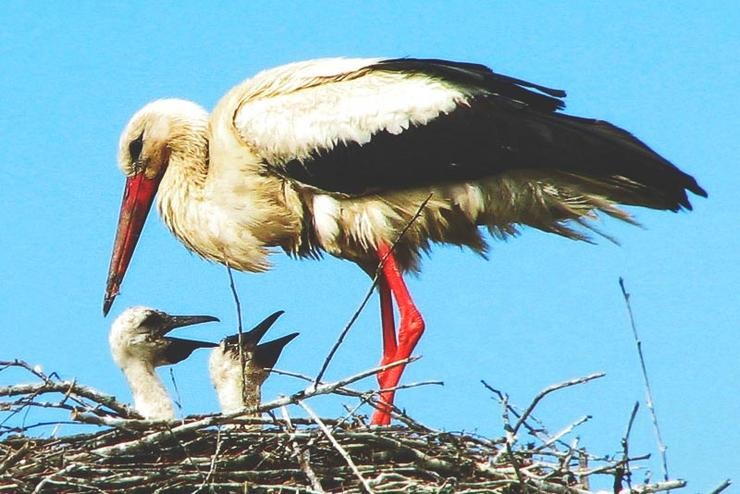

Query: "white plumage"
<box><xmin>109</xmin><ymin>307</ymin><xmax>217</xmax><ymax>420</ymax></box>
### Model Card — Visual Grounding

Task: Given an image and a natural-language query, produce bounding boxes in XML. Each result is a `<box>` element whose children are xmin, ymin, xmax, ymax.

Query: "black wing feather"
<box><xmin>372</xmin><ymin>58</ymin><xmax>567</xmax><ymax>112</ymax></box>
<box><xmin>279</xmin><ymin>59</ymin><xmax>705</xmax><ymax>211</ymax></box>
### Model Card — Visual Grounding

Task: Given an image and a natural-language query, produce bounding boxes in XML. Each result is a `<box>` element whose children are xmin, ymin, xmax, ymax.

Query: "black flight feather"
<box><xmin>279</xmin><ymin>59</ymin><xmax>706</xmax><ymax>212</ymax></box>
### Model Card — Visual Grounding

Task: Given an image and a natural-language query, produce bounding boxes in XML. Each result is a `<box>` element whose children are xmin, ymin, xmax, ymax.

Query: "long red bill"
<box><xmin>103</xmin><ymin>172</ymin><xmax>163</xmax><ymax>316</ymax></box>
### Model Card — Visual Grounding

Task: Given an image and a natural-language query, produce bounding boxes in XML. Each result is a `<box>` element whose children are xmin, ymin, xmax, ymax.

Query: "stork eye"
<box><xmin>129</xmin><ymin>132</ymin><xmax>144</xmax><ymax>165</ymax></box>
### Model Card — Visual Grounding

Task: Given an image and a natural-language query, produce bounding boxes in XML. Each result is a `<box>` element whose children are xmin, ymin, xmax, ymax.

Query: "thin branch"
<box><xmin>482</xmin><ymin>379</ymin><xmax>554</xmax><ymax>444</ymax></box>
<box><xmin>280</xmin><ymin>405</ymin><xmax>325</xmax><ymax>493</ymax></box>
<box><xmin>226</xmin><ymin>265</ymin><xmax>249</xmax><ymax>408</ymax></box>
<box><xmin>0</xmin><ymin>380</ymin><xmax>134</xmax><ymax>417</ymax></box>
<box><xmin>619</xmin><ymin>278</ymin><xmax>669</xmax><ymax>482</ymax></box>
<box><xmin>617</xmin><ymin>479</ymin><xmax>686</xmax><ymax>494</ymax></box>
<box><xmin>512</xmin><ymin>372</ymin><xmax>605</xmax><ymax>435</ymax></box>
<box><xmin>167</xmin><ymin>368</ymin><xmax>183</xmax><ymax>414</ymax></box>
<box><xmin>194</xmin><ymin>427</ymin><xmax>222</xmax><ymax>493</ymax></box>
<box><xmin>616</xmin><ymin>401</ymin><xmax>640</xmax><ymax>493</ymax></box>
<box><xmin>536</xmin><ymin>415</ymin><xmax>591</xmax><ymax>452</ymax></box>
<box><xmin>707</xmin><ymin>479</ymin><xmax>732</xmax><ymax>494</ymax></box>
<box><xmin>299</xmin><ymin>399</ymin><xmax>374</xmax><ymax>493</ymax></box>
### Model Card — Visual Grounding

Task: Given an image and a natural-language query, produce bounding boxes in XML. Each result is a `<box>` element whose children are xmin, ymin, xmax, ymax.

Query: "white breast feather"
<box><xmin>209</xmin><ymin>348</ymin><xmax>245</xmax><ymax>414</ymax></box>
<box><xmin>312</xmin><ymin>195</ymin><xmax>341</xmax><ymax>245</ymax></box>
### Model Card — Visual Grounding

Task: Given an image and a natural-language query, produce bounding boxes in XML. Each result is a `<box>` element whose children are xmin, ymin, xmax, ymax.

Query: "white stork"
<box><xmin>103</xmin><ymin>57</ymin><xmax>706</xmax><ymax>425</ymax></box>
<box><xmin>109</xmin><ymin>306</ymin><xmax>218</xmax><ymax>420</ymax></box>
<box><xmin>209</xmin><ymin>311</ymin><xmax>298</xmax><ymax>415</ymax></box>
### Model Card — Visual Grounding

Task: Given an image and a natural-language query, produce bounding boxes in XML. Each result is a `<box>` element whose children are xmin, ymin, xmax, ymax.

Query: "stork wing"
<box><xmin>233</xmin><ymin>58</ymin><xmax>705</xmax><ymax>209</ymax></box>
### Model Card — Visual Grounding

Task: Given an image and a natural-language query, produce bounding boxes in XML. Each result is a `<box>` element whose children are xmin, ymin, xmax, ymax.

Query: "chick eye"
<box><xmin>129</xmin><ymin>132</ymin><xmax>144</xmax><ymax>166</ymax></box>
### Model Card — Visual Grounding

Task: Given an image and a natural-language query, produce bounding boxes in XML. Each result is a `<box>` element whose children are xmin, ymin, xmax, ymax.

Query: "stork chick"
<box><xmin>109</xmin><ymin>306</ymin><xmax>219</xmax><ymax>420</ymax></box>
<box><xmin>209</xmin><ymin>311</ymin><xmax>298</xmax><ymax>415</ymax></box>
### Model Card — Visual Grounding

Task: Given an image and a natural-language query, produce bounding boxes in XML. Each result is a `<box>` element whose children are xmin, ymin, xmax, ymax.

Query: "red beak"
<box><xmin>103</xmin><ymin>172</ymin><xmax>163</xmax><ymax>316</ymax></box>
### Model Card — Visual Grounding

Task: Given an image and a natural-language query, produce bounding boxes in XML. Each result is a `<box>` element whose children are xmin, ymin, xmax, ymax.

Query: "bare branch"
<box><xmin>617</xmin><ymin>479</ymin><xmax>687</xmax><ymax>494</ymax></box>
<box><xmin>619</xmin><ymin>277</ymin><xmax>670</xmax><ymax>482</ymax></box>
<box><xmin>707</xmin><ymin>479</ymin><xmax>732</xmax><ymax>494</ymax></box>
<box><xmin>299</xmin><ymin>400</ymin><xmax>374</xmax><ymax>493</ymax></box>
<box><xmin>512</xmin><ymin>372</ymin><xmax>605</xmax><ymax>435</ymax></box>
<box><xmin>226</xmin><ymin>265</ymin><xmax>250</xmax><ymax>408</ymax></box>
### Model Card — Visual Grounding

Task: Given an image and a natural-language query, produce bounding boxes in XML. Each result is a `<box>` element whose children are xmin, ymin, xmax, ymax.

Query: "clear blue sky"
<box><xmin>1</xmin><ymin>2</ymin><xmax>737</xmax><ymax>490</ymax></box>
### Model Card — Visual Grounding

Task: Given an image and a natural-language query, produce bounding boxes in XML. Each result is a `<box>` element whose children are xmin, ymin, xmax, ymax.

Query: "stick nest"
<box><xmin>1</xmin><ymin>360</ymin><xmax>686</xmax><ymax>494</ymax></box>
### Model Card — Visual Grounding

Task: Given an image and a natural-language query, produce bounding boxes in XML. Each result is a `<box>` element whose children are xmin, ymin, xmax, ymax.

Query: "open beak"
<box><xmin>223</xmin><ymin>311</ymin><xmax>285</xmax><ymax>349</ymax></box>
<box><xmin>103</xmin><ymin>172</ymin><xmax>164</xmax><ymax>316</ymax></box>
<box><xmin>159</xmin><ymin>313</ymin><xmax>219</xmax><ymax>365</ymax></box>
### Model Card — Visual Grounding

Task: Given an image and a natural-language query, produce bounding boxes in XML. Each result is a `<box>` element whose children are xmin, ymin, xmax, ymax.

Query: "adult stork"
<box><xmin>109</xmin><ymin>307</ymin><xmax>218</xmax><ymax>420</ymax></box>
<box><xmin>103</xmin><ymin>57</ymin><xmax>706</xmax><ymax>425</ymax></box>
<box><xmin>209</xmin><ymin>311</ymin><xmax>298</xmax><ymax>415</ymax></box>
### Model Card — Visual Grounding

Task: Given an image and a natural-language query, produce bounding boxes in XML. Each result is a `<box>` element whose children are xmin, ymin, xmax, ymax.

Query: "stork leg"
<box><xmin>379</xmin><ymin>276</ymin><xmax>397</xmax><ymax>360</ymax></box>
<box><xmin>372</xmin><ymin>243</ymin><xmax>425</xmax><ymax>425</ymax></box>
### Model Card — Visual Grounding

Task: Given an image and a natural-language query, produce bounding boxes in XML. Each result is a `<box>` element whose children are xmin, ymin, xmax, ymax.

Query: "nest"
<box><xmin>1</xmin><ymin>360</ymin><xmax>689</xmax><ymax>493</ymax></box>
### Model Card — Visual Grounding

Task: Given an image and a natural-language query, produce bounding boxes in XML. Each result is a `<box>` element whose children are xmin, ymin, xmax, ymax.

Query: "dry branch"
<box><xmin>619</xmin><ymin>277</ymin><xmax>670</xmax><ymax>482</ymax></box>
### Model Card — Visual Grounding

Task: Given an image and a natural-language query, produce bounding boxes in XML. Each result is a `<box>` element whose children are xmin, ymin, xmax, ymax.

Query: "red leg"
<box><xmin>374</xmin><ymin>276</ymin><xmax>397</xmax><ymax>424</ymax></box>
<box><xmin>378</xmin><ymin>276</ymin><xmax>397</xmax><ymax>364</ymax></box>
<box><xmin>371</xmin><ymin>243</ymin><xmax>425</xmax><ymax>425</ymax></box>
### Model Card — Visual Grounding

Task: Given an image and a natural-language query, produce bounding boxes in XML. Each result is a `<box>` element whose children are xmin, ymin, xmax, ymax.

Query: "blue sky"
<box><xmin>1</xmin><ymin>1</ymin><xmax>737</xmax><ymax>490</ymax></box>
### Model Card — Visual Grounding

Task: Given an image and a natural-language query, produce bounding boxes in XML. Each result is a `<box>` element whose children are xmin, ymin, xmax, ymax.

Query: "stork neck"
<box><xmin>155</xmin><ymin>136</ymin><xmax>214</xmax><ymax>255</ymax></box>
<box><xmin>211</xmin><ymin>353</ymin><xmax>268</xmax><ymax>417</ymax></box>
<box><xmin>218</xmin><ymin>372</ymin><xmax>264</xmax><ymax>416</ymax></box>
<box><xmin>157</xmin><ymin>133</ymin><xmax>210</xmax><ymax>205</ymax></box>
<box><xmin>121</xmin><ymin>360</ymin><xmax>175</xmax><ymax>420</ymax></box>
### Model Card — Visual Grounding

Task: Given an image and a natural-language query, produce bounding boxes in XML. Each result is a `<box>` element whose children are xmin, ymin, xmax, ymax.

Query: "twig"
<box><xmin>168</xmin><ymin>368</ymin><xmax>183</xmax><ymax>414</ymax></box>
<box><xmin>482</xmin><ymin>380</ymin><xmax>554</xmax><ymax>445</ymax></box>
<box><xmin>271</xmin><ymin>367</ymin><xmax>439</xmax><ymax>429</ymax></box>
<box><xmin>0</xmin><ymin>360</ymin><xmax>53</xmax><ymax>383</ymax></box>
<box><xmin>616</xmin><ymin>401</ymin><xmax>640</xmax><ymax>493</ymax></box>
<box><xmin>313</xmin><ymin>193</ymin><xmax>434</xmax><ymax>387</ymax></box>
<box><xmin>536</xmin><ymin>415</ymin><xmax>591</xmax><ymax>452</ymax></box>
<box><xmin>226</xmin><ymin>265</ymin><xmax>250</xmax><ymax>408</ymax></box>
<box><xmin>280</xmin><ymin>405</ymin><xmax>325</xmax><ymax>493</ymax></box>
<box><xmin>512</xmin><ymin>372</ymin><xmax>605</xmax><ymax>435</ymax></box>
<box><xmin>0</xmin><ymin>381</ymin><xmax>134</xmax><ymax>417</ymax></box>
<box><xmin>31</xmin><ymin>464</ymin><xmax>77</xmax><ymax>494</ymax></box>
<box><xmin>617</xmin><ymin>479</ymin><xmax>686</xmax><ymax>494</ymax></box>
<box><xmin>0</xmin><ymin>442</ymin><xmax>29</xmax><ymax>474</ymax></box>
<box><xmin>707</xmin><ymin>479</ymin><xmax>732</xmax><ymax>494</ymax></box>
<box><xmin>194</xmin><ymin>427</ymin><xmax>222</xmax><ymax>493</ymax></box>
<box><xmin>298</xmin><ymin>399</ymin><xmax>374</xmax><ymax>494</ymax></box>
<box><xmin>499</xmin><ymin>391</ymin><xmax>525</xmax><ymax>485</ymax></box>
<box><xmin>619</xmin><ymin>278</ymin><xmax>669</xmax><ymax>482</ymax></box>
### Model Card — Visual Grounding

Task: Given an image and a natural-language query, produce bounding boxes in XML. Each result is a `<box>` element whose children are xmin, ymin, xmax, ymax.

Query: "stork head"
<box><xmin>216</xmin><ymin>311</ymin><xmax>299</xmax><ymax>377</ymax></box>
<box><xmin>104</xmin><ymin>100</ymin><xmax>209</xmax><ymax>316</ymax></box>
<box><xmin>109</xmin><ymin>306</ymin><xmax>219</xmax><ymax>369</ymax></box>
